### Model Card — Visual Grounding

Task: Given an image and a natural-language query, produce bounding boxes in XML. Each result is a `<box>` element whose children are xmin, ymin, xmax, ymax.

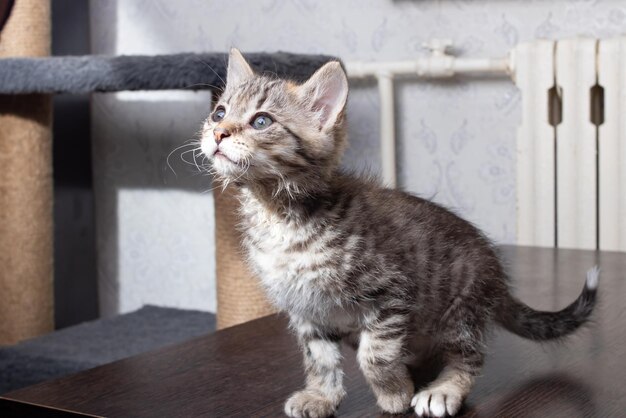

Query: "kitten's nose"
<box><xmin>213</xmin><ymin>127</ymin><xmax>231</xmax><ymax>144</ymax></box>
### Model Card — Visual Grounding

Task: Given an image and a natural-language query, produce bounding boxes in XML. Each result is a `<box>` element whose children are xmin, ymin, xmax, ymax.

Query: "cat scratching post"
<box><xmin>215</xmin><ymin>186</ymin><xmax>275</xmax><ymax>329</ymax></box>
<box><xmin>0</xmin><ymin>0</ymin><xmax>53</xmax><ymax>344</ymax></box>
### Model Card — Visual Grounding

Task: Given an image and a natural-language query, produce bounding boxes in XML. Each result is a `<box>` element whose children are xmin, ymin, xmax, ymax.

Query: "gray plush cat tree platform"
<box><xmin>0</xmin><ymin>0</ymin><xmax>336</xmax><ymax>392</ymax></box>
<box><xmin>0</xmin><ymin>52</ymin><xmax>335</xmax><ymax>94</ymax></box>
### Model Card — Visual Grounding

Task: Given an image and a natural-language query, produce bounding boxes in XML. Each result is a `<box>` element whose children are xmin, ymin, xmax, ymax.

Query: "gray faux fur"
<box><xmin>0</xmin><ymin>52</ymin><xmax>337</xmax><ymax>94</ymax></box>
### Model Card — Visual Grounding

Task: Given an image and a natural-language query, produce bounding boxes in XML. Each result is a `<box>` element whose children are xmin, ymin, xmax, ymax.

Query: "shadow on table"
<box><xmin>461</xmin><ymin>373</ymin><xmax>595</xmax><ymax>417</ymax></box>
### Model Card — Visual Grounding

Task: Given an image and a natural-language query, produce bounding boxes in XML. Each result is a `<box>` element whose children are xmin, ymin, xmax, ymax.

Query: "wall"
<box><xmin>89</xmin><ymin>0</ymin><xmax>626</xmax><ymax>315</ymax></box>
<box><xmin>52</xmin><ymin>0</ymin><xmax>98</xmax><ymax>328</ymax></box>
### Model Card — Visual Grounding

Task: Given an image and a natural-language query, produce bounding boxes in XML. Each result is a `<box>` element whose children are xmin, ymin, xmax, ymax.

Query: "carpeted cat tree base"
<box><xmin>0</xmin><ymin>37</ymin><xmax>335</xmax><ymax>334</ymax></box>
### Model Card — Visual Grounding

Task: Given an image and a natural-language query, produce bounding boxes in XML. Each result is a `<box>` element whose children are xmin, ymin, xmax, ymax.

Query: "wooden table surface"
<box><xmin>1</xmin><ymin>246</ymin><xmax>625</xmax><ymax>417</ymax></box>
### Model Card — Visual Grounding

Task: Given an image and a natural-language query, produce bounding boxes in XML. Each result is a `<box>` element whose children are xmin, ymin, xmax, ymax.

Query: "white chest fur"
<box><xmin>238</xmin><ymin>189</ymin><xmax>347</xmax><ymax>322</ymax></box>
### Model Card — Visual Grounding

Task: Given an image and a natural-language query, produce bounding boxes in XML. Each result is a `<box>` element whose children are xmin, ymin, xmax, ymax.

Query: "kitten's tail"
<box><xmin>496</xmin><ymin>266</ymin><xmax>599</xmax><ymax>341</ymax></box>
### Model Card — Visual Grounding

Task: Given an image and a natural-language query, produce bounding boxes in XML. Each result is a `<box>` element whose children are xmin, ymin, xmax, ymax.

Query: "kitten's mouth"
<box><xmin>213</xmin><ymin>149</ymin><xmax>236</xmax><ymax>164</ymax></box>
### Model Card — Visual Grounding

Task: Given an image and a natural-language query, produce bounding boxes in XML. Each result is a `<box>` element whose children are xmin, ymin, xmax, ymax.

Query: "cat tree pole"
<box><xmin>0</xmin><ymin>0</ymin><xmax>53</xmax><ymax>345</ymax></box>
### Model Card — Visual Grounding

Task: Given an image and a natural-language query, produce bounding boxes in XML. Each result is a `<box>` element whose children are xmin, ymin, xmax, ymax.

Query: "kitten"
<box><xmin>201</xmin><ymin>49</ymin><xmax>599</xmax><ymax>417</ymax></box>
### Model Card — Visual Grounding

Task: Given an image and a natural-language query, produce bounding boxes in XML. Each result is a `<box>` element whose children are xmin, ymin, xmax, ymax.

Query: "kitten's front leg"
<box><xmin>285</xmin><ymin>319</ymin><xmax>346</xmax><ymax>418</ymax></box>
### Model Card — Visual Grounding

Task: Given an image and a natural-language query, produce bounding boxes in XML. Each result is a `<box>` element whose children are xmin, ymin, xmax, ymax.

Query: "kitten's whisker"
<box><xmin>200</xmin><ymin>154</ymin><xmax>210</xmax><ymax>170</ymax></box>
<box><xmin>225</xmin><ymin>155</ymin><xmax>252</xmax><ymax>185</ymax></box>
<box><xmin>201</xmin><ymin>183</ymin><xmax>218</xmax><ymax>194</ymax></box>
<box><xmin>179</xmin><ymin>147</ymin><xmax>202</xmax><ymax>167</ymax></box>
<box><xmin>200</xmin><ymin>180</ymin><xmax>226</xmax><ymax>194</ymax></box>
<box><xmin>182</xmin><ymin>82</ymin><xmax>224</xmax><ymax>92</ymax></box>
<box><xmin>192</xmin><ymin>148</ymin><xmax>202</xmax><ymax>172</ymax></box>
<box><xmin>166</xmin><ymin>140</ymin><xmax>201</xmax><ymax>175</ymax></box>
<box><xmin>194</xmin><ymin>56</ymin><xmax>227</xmax><ymax>87</ymax></box>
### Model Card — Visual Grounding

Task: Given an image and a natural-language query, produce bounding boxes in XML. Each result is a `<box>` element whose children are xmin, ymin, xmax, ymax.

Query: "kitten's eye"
<box><xmin>251</xmin><ymin>114</ymin><xmax>273</xmax><ymax>130</ymax></box>
<box><xmin>212</xmin><ymin>106</ymin><xmax>226</xmax><ymax>122</ymax></box>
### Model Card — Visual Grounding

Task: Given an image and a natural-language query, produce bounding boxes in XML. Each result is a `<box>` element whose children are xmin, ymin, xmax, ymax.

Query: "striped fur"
<box><xmin>201</xmin><ymin>49</ymin><xmax>599</xmax><ymax>418</ymax></box>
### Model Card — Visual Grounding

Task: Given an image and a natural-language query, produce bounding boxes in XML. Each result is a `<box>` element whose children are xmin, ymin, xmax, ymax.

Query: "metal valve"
<box><xmin>419</xmin><ymin>39</ymin><xmax>455</xmax><ymax>77</ymax></box>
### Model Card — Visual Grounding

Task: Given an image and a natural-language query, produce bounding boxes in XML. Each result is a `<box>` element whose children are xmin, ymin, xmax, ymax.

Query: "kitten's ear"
<box><xmin>297</xmin><ymin>61</ymin><xmax>348</xmax><ymax>131</ymax></box>
<box><xmin>227</xmin><ymin>48</ymin><xmax>254</xmax><ymax>87</ymax></box>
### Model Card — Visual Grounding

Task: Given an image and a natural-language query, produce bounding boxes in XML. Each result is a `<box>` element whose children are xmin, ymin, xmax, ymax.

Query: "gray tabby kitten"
<box><xmin>201</xmin><ymin>49</ymin><xmax>599</xmax><ymax>417</ymax></box>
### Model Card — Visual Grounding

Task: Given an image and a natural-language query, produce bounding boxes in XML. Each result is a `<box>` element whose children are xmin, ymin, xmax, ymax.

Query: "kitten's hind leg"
<box><xmin>411</xmin><ymin>348</ymin><xmax>483</xmax><ymax>417</ymax></box>
<box><xmin>357</xmin><ymin>311</ymin><xmax>414</xmax><ymax>414</ymax></box>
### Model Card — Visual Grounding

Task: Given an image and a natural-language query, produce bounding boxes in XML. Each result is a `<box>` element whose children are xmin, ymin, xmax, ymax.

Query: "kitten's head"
<box><xmin>201</xmin><ymin>49</ymin><xmax>348</xmax><ymax>193</ymax></box>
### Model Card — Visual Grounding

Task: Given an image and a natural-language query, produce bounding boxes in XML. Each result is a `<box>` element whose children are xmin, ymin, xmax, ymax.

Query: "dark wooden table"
<box><xmin>1</xmin><ymin>246</ymin><xmax>625</xmax><ymax>417</ymax></box>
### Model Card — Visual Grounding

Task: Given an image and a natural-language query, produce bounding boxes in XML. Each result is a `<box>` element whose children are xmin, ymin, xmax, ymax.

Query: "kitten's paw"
<box><xmin>375</xmin><ymin>390</ymin><xmax>412</xmax><ymax>414</ymax></box>
<box><xmin>411</xmin><ymin>388</ymin><xmax>463</xmax><ymax>417</ymax></box>
<box><xmin>284</xmin><ymin>389</ymin><xmax>338</xmax><ymax>418</ymax></box>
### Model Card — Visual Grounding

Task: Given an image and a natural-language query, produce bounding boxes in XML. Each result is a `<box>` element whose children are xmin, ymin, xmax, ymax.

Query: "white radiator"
<box><xmin>514</xmin><ymin>37</ymin><xmax>626</xmax><ymax>251</ymax></box>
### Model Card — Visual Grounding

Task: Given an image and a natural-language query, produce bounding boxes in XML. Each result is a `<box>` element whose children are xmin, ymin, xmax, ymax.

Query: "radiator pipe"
<box><xmin>345</xmin><ymin>39</ymin><xmax>512</xmax><ymax>187</ymax></box>
<box><xmin>376</xmin><ymin>71</ymin><xmax>396</xmax><ymax>187</ymax></box>
<box><xmin>346</xmin><ymin>56</ymin><xmax>510</xmax><ymax>79</ymax></box>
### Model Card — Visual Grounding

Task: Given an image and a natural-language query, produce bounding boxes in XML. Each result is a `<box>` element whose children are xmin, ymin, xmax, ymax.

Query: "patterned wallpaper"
<box><xmin>89</xmin><ymin>0</ymin><xmax>626</xmax><ymax>315</ymax></box>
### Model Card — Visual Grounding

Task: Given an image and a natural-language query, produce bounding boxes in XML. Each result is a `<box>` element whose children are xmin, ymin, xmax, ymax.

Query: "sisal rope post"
<box><xmin>0</xmin><ymin>0</ymin><xmax>53</xmax><ymax>344</ymax></box>
<box><xmin>215</xmin><ymin>186</ymin><xmax>275</xmax><ymax>329</ymax></box>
